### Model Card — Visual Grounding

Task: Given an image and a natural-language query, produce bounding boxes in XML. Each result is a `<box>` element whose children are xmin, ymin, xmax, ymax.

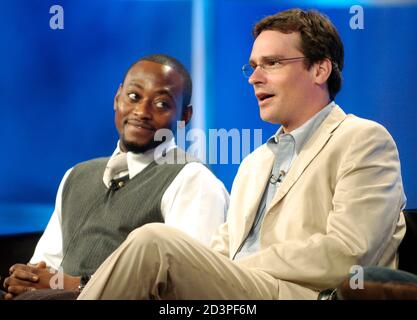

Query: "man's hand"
<box><xmin>2</xmin><ymin>261</ymin><xmax>80</xmax><ymax>300</ymax></box>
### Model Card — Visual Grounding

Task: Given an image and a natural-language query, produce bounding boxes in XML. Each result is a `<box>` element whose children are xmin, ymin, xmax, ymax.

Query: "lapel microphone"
<box><xmin>269</xmin><ymin>170</ymin><xmax>286</xmax><ymax>185</ymax></box>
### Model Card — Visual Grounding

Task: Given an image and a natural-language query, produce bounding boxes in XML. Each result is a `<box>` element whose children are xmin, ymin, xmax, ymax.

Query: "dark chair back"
<box><xmin>398</xmin><ymin>209</ymin><xmax>417</xmax><ymax>274</ymax></box>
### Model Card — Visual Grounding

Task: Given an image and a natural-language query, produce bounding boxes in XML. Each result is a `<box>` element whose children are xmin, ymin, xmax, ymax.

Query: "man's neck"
<box><xmin>283</xmin><ymin>99</ymin><xmax>332</xmax><ymax>133</ymax></box>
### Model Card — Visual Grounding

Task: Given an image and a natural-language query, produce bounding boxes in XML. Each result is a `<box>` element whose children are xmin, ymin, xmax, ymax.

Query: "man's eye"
<box><xmin>264</xmin><ymin>60</ymin><xmax>281</xmax><ymax>68</ymax></box>
<box><xmin>128</xmin><ymin>93</ymin><xmax>139</xmax><ymax>101</ymax></box>
<box><xmin>155</xmin><ymin>101</ymin><xmax>169</xmax><ymax>109</ymax></box>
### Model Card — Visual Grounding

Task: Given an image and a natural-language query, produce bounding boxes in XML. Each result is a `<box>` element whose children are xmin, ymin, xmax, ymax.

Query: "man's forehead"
<box><xmin>127</xmin><ymin>61</ymin><xmax>173</xmax><ymax>77</ymax></box>
<box><xmin>250</xmin><ymin>30</ymin><xmax>302</xmax><ymax>60</ymax></box>
<box><xmin>124</xmin><ymin>62</ymin><xmax>183</xmax><ymax>97</ymax></box>
<box><xmin>126</xmin><ymin>62</ymin><xmax>181</xmax><ymax>84</ymax></box>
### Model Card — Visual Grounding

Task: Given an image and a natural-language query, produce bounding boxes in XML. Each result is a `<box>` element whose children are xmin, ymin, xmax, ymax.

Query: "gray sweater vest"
<box><xmin>60</xmin><ymin>148</ymin><xmax>195</xmax><ymax>276</ymax></box>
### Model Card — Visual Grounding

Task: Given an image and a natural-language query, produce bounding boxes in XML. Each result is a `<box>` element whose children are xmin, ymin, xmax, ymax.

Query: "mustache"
<box><xmin>124</xmin><ymin>118</ymin><xmax>156</xmax><ymax>131</ymax></box>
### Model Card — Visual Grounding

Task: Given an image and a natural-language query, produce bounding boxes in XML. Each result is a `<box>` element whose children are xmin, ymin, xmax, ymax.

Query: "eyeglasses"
<box><xmin>242</xmin><ymin>56</ymin><xmax>306</xmax><ymax>78</ymax></box>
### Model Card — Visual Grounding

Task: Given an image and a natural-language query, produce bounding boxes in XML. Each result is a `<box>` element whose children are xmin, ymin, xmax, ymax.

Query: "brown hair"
<box><xmin>253</xmin><ymin>8</ymin><xmax>344</xmax><ymax>100</ymax></box>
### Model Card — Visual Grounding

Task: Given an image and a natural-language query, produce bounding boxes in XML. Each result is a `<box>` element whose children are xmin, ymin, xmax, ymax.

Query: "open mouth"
<box><xmin>256</xmin><ymin>93</ymin><xmax>275</xmax><ymax>104</ymax></box>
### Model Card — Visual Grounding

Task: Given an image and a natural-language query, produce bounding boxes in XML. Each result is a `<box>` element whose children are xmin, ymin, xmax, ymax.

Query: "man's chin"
<box><xmin>259</xmin><ymin>112</ymin><xmax>280</xmax><ymax>125</ymax></box>
<box><xmin>122</xmin><ymin>139</ymin><xmax>163</xmax><ymax>154</ymax></box>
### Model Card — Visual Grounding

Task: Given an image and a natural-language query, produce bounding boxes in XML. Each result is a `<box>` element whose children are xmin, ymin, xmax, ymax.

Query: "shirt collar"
<box><xmin>111</xmin><ymin>137</ymin><xmax>177</xmax><ymax>180</ymax></box>
<box><xmin>267</xmin><ymin>101</ymin><xmax>335</xmax><ymax>155</ymax></box>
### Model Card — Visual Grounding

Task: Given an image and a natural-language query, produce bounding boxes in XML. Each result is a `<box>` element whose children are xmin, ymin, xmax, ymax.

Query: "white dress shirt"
<box><xmin>30</xmin><ymin>138</ymin><xmax>229</xmax><ymax>270</ymax></box>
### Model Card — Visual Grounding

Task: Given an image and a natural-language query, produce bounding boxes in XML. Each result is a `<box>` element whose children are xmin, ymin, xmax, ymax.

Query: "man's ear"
<box><xmin>181</xmin><ymin>104</ymin><xmax>193</xmax><ymax>125</ymax></box>
<box><xmin>314</xmin><ymin>58</ymin><xmax>332</xmax><ymax>86</ymax></box>
<box><xmin>113</xmin><ymin>84</ymin><xmax>122</xmax><ymax>111</ymax></box>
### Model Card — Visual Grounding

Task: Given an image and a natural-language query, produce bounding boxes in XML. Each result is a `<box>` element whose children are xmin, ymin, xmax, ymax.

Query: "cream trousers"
<box><xmin>77</xmin><ymin>223</ymin><xmax>280</xmax><ymax>300</ymax></box>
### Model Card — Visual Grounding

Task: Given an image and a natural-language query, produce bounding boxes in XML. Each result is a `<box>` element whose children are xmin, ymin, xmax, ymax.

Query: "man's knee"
<box><xmin>122</xmin><ymin>223</ymin><xmax>186</xmax><ymax>275</ymax></box>
<box><xmin>126</xmin><ymin>223</ymin><xmax>177</xmax><ymax>247</ymax></box>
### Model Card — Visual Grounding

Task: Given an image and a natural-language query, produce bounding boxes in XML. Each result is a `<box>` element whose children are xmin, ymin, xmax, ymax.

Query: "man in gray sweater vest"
<box><xmin>2</xmin><ymin>54</ymin><xmax>229</xmax><ymax>299</ymax></box>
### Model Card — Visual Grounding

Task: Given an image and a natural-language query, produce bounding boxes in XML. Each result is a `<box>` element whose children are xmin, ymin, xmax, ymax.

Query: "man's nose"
<box><xmin>248</xmin><ymin>66</ymin><xmax>266</xmax><ymax>85</ymax></box>
<box><xmin>133</xmin><ymin>100</ymin><xmax>152</xmax><ymax>118</ymax></box>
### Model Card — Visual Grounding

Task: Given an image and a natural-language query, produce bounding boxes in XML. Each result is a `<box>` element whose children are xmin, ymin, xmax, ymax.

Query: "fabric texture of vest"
<box><xmin>60</xmin><ymin>148</ymin><xmax>196</xmax><ymax>276</ymax></box>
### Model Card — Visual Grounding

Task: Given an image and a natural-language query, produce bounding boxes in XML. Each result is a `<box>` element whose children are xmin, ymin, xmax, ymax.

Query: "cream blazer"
<box><xmin>211</xmin><ymin>105</ymin><xmax>406</xmax><ymax>299</ymax></box>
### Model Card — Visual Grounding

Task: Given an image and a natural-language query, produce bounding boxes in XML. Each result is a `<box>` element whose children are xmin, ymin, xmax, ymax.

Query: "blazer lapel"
<box><xmin>240</xmin><ymin>146</ymin><xmax>274</xmax><ymax>237</ymax></box>
<box><xmin>267</xmin><ymin>105</ymin><xmax>348</xmax><ymax>212</ymax></box>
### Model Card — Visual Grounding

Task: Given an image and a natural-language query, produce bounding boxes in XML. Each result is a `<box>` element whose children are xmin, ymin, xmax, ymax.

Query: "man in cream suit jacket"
<box><xmin>77</xmin><ymin>9</ymin><xmax>406</xmax><ymax>300</ymax></box>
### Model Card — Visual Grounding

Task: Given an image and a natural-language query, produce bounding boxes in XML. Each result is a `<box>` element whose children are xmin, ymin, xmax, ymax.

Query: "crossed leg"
<box><xmin>78</xmin><ymin>223</ymin><xmax>278</xmax><ymax>300</ymax></box>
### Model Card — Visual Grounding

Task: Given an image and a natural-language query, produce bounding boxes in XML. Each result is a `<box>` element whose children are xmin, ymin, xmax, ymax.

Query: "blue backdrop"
<box><xmin>0</xmin><ymin>0</ymin><xmax>416</xmax><ymax>235</ymax></box>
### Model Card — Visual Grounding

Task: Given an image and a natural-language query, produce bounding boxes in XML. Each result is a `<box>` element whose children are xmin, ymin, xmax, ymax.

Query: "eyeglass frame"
<box><xmin>241</xmin><ymin>56</ymin><xmax>307</xmax><ymax>78</ymax></box>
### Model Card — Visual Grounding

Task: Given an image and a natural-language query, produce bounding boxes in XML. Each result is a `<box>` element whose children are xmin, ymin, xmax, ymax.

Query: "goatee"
<box><xmin>121</xmin><ymin>137</ymin><xmax>165</xmax><ymax>154</ymax></box>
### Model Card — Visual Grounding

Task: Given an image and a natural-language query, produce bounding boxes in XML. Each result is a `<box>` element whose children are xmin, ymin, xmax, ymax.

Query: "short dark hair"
<box><xmin>253</xmin><ymin>8</ymin><xmax>344</xmax><ymax>100</ymax></box>
<box><xmin>123</xmin><ymin>54</ymin><xmax>192</xmax><ymax>110</ymax></box>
